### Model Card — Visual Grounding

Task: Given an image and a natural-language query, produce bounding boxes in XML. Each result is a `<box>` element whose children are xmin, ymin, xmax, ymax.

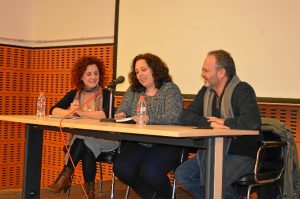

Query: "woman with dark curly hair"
<box><xmin>47</xmin><ymin>56</ymin><xmax>119</xmax><ymax>199</ymax></box>
<box><xmin>113</xmin><ymin>53</ymin><xmax>183</xmax><ymax>199</ymax></box>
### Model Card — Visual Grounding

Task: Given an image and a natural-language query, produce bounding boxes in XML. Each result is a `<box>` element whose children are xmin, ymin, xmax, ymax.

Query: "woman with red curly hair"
<box><xmin>47</xmin><ymin>56</ymin><xmax>119</xmax><ymax>199</ymax></box>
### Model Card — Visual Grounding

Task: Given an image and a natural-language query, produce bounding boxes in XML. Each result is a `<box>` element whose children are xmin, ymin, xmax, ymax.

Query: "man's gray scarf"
<box><xmin>203</xmin><ymin>74</ymin><xmax>241</xmax><ymax>151</ymax></box>
<box><xmin>203</xmin><ymin>75</ymin><xmax>240</xmax><ymax>118</ymax></box>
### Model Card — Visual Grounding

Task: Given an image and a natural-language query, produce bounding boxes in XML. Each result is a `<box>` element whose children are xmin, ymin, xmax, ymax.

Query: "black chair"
<box><xmin>65</xmin><ymin>148</ymin><xmax>119</xmax><ymax>199</ymax></box>
<box><xmin>234</xmin><ymin>131</ymin><xmax>287</xmax><ymax>199</ymax></box>
<box><xmin>98</xmin><ymin>149</ymin><xmax>119</xmax><ymax>199</ymax></box>
<box><xmin>125</xmin><ymin>147</ymin><xmax>189</xmax><ymax>199</ymax></box>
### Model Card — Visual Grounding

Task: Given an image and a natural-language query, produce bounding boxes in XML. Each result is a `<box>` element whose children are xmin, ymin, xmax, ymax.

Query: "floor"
<box><xmin>0</xmin><ymin>180</ymin><xmax>193</xmax><ymax>199</ymax></box>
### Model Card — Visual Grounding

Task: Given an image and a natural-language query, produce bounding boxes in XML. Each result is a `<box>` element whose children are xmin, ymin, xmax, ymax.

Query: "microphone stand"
<box><xmin>100</xmin><ymin>85</ymin><xmax>116</xmax><ymax>122</ymax></box>
<box><xmin>108</xmin><ymin>86</ymin><xmax>114</xmax><ymax>118</ymax></box>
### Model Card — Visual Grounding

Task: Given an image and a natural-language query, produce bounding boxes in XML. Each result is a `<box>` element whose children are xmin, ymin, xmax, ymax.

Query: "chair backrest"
<box><xmin>254</xmin><ymin>130</ymin><xmax>286</xmax><ymax>183</ymax></box>
<box><xmin>260</xmin><ymin>131</ymin><xmax>284</xmax><ymax>164</ymax></box>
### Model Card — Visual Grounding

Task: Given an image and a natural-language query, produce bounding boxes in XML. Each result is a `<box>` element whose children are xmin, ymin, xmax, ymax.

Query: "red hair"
<box><xmin>71</xmin><ymin>56</ymin><xmax>105</xmax><ymax>90</ymax></box>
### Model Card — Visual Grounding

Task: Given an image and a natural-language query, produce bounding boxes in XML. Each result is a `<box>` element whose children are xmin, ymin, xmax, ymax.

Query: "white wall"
<box><xmin>0</xmin><ymin>0</ymin><xmax>34</xmax><ymax>43</ymax></box>
<box><xmin>116</xmin><ymin>0</ymin><xmax>300</xmax><ymax>98</ymax></box>
<box><xmin>0</xmin><ymin>0</ymin><xmax>115</xmax><ymax>47</ymax></box>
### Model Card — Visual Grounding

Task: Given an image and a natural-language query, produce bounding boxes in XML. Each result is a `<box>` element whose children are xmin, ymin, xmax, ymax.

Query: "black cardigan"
<box><xmin>179</xmin><ymin>82</ymin><xmax>262</xmax><ymax>158</ymax></box>
<box><xmin>50</xmin><ymin>88</ymin><xmax>114</xmax><ymax>117</ymax></box>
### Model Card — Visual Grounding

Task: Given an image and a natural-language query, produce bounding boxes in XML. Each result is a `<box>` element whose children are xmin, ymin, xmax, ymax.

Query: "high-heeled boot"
<box><xmin>47</xmin><ymin>166</ymin><xmax>74</xmax><ymax>193</ymax></box>
<box><xmin>82</xmin><ymin>182</ymin><xmax>95</xmax><ymax>199</ymax></box>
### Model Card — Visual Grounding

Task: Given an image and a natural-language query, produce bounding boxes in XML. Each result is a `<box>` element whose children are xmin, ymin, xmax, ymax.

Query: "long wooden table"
<box><xmin>0</xmin><ymin>115</ymin><xmax>258</xmax><ymax>199</ymax></box>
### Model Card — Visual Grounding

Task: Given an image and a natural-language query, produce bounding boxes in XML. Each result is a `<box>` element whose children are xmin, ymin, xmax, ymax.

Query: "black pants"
<box><xmin>113</xmin><ymin>142</ymin><xmax>182</xmax><ymax>199</ymax></box>
<box><xmin>66</xmin><ymin>138</ymin><xmax>96</xmax><ymax>183</ymax></box>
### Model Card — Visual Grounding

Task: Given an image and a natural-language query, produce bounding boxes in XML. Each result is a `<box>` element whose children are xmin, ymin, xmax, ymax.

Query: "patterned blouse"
<box><xmin>117</xmin><ymin>82</ymin><xmax>183</xmax><ymax>125</ymax></box>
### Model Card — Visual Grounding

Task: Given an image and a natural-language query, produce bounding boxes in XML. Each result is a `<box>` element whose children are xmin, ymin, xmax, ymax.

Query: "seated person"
<box><xmin>113</xmin><ymin>53</ymin><xmax>183</xmax><ymax>199</ymax></box>
<box><xmin>47</xmin><ymin>56</ymin><xmax>119</xmax><ymax>199</ymax></box>
<box><xmin>175</xmin><ymin>50</ymin><xmax>261</xmax><ymax>199</ymax></box>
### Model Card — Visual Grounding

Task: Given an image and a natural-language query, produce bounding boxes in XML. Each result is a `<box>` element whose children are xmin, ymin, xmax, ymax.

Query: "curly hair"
<box><xmin>71</xmin><ymin>56</ymin><xmax>105</xmax><ymax>91</ymax></box>
<box><xmin>129</xmin><ymin>53</ymin><xmax>173</xmax><ymax>92</ymax></box>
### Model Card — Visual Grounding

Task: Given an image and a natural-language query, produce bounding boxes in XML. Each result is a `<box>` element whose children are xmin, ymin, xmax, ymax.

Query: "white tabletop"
<box><xmin>0</xmin><ymin>115</ymin><xmax>258</xmax><ymax>138</ymax></box>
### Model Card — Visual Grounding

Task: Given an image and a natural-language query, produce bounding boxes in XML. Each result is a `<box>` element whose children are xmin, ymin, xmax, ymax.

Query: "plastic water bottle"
<box><xmin>37</xmin><ymin>92</ymin><xmax>46</xmax><ymax>117</ymax></box>
<box><xmin>136</xmin><ymin>95</ymin><xmax>147</xmax><ymax>126</ymax></box>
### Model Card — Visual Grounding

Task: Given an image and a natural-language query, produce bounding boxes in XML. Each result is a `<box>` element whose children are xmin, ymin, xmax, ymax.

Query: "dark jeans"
<box><xmin>175</xmin><ymin>150</ymin><xmax>255</xmax><ymax>199</ymax></box>
<box><xmin>113</xmin><ymin>142</ymin><xmax>182</xmax><ymax>199</ymax></box>
<box><xmin>66</xmin><ymin>138</ymin><xmax>97</xmax><ymax>183</ymax></box>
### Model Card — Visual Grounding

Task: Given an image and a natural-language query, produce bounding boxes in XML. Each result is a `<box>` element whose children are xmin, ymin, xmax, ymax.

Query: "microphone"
<box><xmin>108</xmin><ymin>76</ymin><xmax>125</xmax><ymax>88</ymax></box>
<box><xmin>100</xmin><ymin>76</ymin><xmax>125</xmax><ymax>123</ymax></box>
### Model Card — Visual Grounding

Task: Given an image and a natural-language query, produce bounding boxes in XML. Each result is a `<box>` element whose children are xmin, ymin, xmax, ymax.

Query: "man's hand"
<box><xmin>207</xmin><ymin>116</ymin><xmax>229</xmax><ymax>129</ymax></box>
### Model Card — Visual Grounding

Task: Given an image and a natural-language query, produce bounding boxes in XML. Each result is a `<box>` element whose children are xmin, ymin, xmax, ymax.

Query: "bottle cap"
<box><xmin>139</xmin><ymin>95</ymin><xmax>145</xmax><ymax>100</ymax></box>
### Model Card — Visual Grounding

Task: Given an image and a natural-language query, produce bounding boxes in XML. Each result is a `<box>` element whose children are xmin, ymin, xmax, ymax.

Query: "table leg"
<box><xmin>205</xmin><ymin>137</ymin><xmax>224</xmax><ymax>199</ymax></box>
<box><xmin>22</xmin><ymin>124</ymin><xmax>43</xmax><ymax>199</ymax></box>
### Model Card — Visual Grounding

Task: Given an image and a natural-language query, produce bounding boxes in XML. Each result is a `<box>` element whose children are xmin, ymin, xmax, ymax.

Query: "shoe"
<box><xmin>82</xmin><ymin>182</ymin><xmax>95</xmax><ymax>199</ymax></box>
<box><xmin>47</xmin><ymin>166</ymin><xmax>74</xmax><ymax>193</ymax></box>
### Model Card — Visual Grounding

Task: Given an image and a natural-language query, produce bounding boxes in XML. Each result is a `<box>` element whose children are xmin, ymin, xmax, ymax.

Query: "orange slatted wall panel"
<box><xmin>0</xmin><ymin>44</ymin><xmax>114</xmax><ymax>189</ymax></box>
<box><xmin>0</xmin><ymin>45</ymin><xmax>30</xmax><ymax>189</ymax></box>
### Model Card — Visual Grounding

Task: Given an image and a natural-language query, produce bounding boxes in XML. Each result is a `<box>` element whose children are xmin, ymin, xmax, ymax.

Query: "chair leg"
<box><xmin>278</xmin><ymin>183</ymin><xmax>283</xmax><ymax>198</ymax></box>
<box><xmin>172</xmin><ymin>177</ymin><xmax>176</xmax><ymax>199</ymax></box>
<box><xmin>110</xmin><ymin>172</ymin><xmax>115</xmax><ymax>199</ymax></box>
<box><xmin>99</xmin><ymin>162</ymin><xmax>103</xmax><ymax>192</ymax></box>
<box><xmin>171</xmin><ymin>147</ymin><xmax>185</xmax><ymax>199</ymax></box>
<box><xmin>246</xmin><ymin>184</ymin><xmax>255</xmax><ymax>199</ymax></box>
<box><xmin>65</xmin><ymin>185</ymin><xmax>72</xmax><ymax>199</ymax></box>
<box><xmin>125</xmin><ymin>186</ymin><xmax>130</xmax><ymax>199</ymax></box>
